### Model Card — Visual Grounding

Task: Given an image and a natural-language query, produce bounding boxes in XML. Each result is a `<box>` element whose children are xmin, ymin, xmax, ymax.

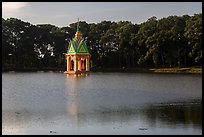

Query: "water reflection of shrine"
<box><xmin>65</xmin><ymin>76</ymin><xmax>80</xmax><ymax>126</ymax></box>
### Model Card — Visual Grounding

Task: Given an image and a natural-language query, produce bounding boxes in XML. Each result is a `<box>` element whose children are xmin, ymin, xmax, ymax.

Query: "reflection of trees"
<box><xmin>143</xmin><ymin>101</ymin><xmax>202</xmax><ymax>128</ymax></box>
<box><xmin>64</xmin><ymin>76</ymin><xmax>201</xmax><ymax>129</ymax></box>
<box><xmin>72</xmin><ymin>100</ymin><xmax>202</xmax><ymax>128</ymax></box>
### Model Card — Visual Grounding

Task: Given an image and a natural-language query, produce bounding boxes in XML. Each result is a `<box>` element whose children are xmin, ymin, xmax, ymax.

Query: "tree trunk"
<box><xmin>132</xmin><ymin>50</ymin><xmax>135</xmax><ymax>67</ymax></box>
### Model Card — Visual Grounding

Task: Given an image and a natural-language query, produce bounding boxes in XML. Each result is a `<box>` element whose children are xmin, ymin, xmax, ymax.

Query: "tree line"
<box><xmin>2</xmin><ymin>13</ymin><xmax>202</xmax><ymax>70</ymax></box>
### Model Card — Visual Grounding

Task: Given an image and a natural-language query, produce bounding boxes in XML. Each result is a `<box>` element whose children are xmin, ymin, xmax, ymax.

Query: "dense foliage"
<box><xmin>2</xmin><ymin>14</ymin><xmax>202</xmax><ymax>70</ymax></box>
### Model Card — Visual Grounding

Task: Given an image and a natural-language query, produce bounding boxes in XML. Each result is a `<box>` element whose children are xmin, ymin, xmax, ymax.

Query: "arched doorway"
<box><xmin>81</xmin><ymin>59</ymin><xmax>86</xmax><ymax>71</ymax></box>
<box><xmin>71</xmin><ymin>60</ymin><xmax>74</xmax><ymax>70</ymax></box>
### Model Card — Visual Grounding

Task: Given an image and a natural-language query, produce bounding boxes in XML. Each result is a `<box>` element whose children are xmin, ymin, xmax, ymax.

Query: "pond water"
<box><xmin>2</xmin><ymin>72</ymin><xmax>202</xmax><ymax>135</ymax></box>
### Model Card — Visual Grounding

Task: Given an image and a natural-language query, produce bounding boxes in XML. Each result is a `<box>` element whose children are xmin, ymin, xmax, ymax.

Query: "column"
<box><xmin>66</xmin><ymin>56</ymin><xmax>68</xmax><ymax>71</ymax></box>
<box><xmin>74</xmin><ymin>56</ymin><xmax>78</xmax><ymax>72</ymax></box>
<box><xmin>78</xmin><ymin>59</ymin><xmax>82</xmax><ymax>71</ymax></box>
<box><xmin>67</xmin><ymin>56</ymin><xmax>71</xmax><ymax>71</ymax></box>
<box><xmin>86</xmin><ymin>56</ymin><xmax>89</xmax><ymax>71</ymax></box>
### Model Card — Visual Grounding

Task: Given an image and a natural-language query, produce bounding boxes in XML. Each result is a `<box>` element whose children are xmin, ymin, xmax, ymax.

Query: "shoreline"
<box><xmin>2</xmin><ymin>67</ymin><xmax>202</xmax><ymax>74</ymax></box>
<box><xmin>91</xmin><ymin>67</ymin><xmax>202</xmax><ymax>75</ymax></box>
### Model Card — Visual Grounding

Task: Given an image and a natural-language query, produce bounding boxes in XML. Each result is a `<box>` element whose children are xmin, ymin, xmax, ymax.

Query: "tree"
<box><xmin>137</xmin><ymin>16</ymin><xmax>158</xmax><ymax>67</ymax></box>
<box><xmin>2</xmin><ymin>14</ymin><xmax>202</xmax><ymax>70</ymax></box>
<box><xmin>184</xmin><ymin>14</ymin><xmax>202</xmax><ymax>66</ymax></box>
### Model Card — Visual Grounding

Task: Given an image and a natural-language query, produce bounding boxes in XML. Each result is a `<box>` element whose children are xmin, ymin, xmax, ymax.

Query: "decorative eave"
<box><xmin>66</xmin><ymin>53</ymin><xmax>90</xmax><ymax>55</ymax></box>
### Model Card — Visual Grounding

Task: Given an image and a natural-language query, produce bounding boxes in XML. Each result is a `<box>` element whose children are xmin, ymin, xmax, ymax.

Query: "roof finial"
<box><xmin>77</xmin><ymin>17</ymin><xmax>80</xmax><ymax>32</ymax></box>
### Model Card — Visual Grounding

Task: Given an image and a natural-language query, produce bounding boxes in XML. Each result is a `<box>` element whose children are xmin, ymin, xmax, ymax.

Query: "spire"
<box><xmin>77</xmin><ymin>17</ymin><xmax>80</xmax><ymax>32</ymax></box>
<box><xmin>74</xmin><ymin>17</ymin><xmax>82</xmax><ymax>39</ymax></box>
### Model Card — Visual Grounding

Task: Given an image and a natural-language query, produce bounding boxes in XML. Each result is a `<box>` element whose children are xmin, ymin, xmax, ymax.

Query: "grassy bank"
<box><xmin>91</xmin><ymin>67</ymin><xmax>202</xmax><ymax>74</ymax></box>
<box><xmin>148</xmin><ymin>67</ymin><xmax>202</xmax><ymax>74</ymax></box>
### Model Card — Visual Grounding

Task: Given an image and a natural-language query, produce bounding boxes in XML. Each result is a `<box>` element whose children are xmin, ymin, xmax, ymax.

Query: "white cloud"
<box><xmin>2</xmin><ymin>2</ymin><xmax>28</xmax><ymax>18</ymax></box>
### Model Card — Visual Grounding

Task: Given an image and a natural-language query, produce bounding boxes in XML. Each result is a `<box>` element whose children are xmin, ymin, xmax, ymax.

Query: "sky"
<box><xmin>2</xmin><ymin>2</ymin><xmax>202</xmax><ymax>27</ymax></box>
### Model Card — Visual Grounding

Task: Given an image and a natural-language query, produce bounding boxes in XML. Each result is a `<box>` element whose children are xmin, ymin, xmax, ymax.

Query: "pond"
<box><xmin>2</xmin><ymin>72</ymin><xmax>202</xmax><ymax>135</ymax></box>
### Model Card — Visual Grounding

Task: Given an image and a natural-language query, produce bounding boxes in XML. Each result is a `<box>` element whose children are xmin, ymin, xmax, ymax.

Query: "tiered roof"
<box><xmin>67</xmin><ymin>21</ymin><xmax>89</xmax><ymax>55</ymax></box>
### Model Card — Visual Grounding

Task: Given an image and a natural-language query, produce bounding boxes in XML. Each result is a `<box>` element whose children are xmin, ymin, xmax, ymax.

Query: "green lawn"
<box><xmin>149</xmin><ymin>67</ymin><xmax>202</xmax><ymax>74</ymax></box>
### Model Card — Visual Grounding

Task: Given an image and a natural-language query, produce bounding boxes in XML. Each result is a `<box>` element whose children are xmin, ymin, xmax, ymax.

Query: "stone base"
<box><xmin>64</xmin><ymin>70</ymin><xmax>89</xmax><ymax>76</ymax></box>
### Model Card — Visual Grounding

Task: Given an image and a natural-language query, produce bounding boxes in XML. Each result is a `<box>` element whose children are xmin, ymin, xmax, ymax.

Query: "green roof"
<box><xmin>66</xmin><ymin>20</ymin><xmax>89</xmax><ymax>55</ymax></box>
<box><xmin>67</xmin><ymin>34</ymin><xmax>89</xmax><ymax>55</ymax></box>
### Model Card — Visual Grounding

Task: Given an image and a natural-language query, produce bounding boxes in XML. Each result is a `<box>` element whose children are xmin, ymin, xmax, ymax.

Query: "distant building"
<box><xmin>64</xmin><ymin>20</ymin><xmax>90</xmax><ymax>75</ymax></box>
